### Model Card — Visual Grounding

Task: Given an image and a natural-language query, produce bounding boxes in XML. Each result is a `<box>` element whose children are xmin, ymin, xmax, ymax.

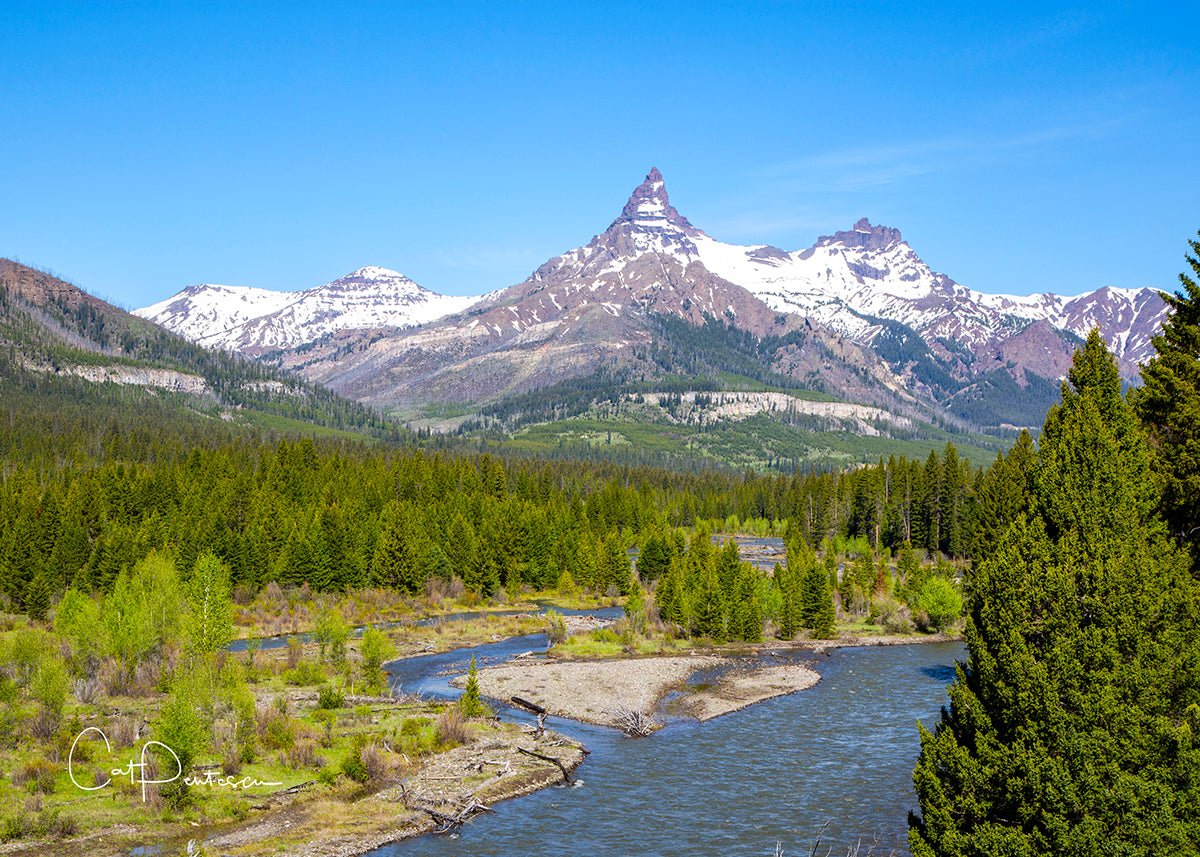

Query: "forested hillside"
<box><xmin>0</xmin><ymin>259</ymin><xmax>403</xmax><ymax>441</ymax></box>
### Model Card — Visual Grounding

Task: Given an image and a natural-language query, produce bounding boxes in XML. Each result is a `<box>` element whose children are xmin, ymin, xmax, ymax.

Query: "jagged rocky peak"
<box><xmin>818</xmin><ymin>218</ymin><xmax>904</xmax><ymax>252</ymax></box>
<box><xmin>612</xmin><ymin>167</ymin><xmax>702</xmax><ymax>237</ymax></box>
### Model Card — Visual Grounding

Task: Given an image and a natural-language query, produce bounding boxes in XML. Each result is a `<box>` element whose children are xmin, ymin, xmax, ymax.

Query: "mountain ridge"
<box><xmin>130</xmin><ymin>169</ymin><xmax>1169</xmax><ymax>429</ymax></box>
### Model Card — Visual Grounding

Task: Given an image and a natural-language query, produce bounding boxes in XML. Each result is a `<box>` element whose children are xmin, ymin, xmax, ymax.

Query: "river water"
<box><xmin>372</xmin><ymin>638</ymin><xmax>963</xmax><ymax>857</ymax></box>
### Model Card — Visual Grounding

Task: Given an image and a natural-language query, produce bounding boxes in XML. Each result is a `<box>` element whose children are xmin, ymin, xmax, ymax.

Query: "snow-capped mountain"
<box><xmin>134</xmin><ymin>283</ymin><xmax>297</xmax><ymax>343</ymax></box>
<box><xmin>265</xmin><ymin>169</ymin><xmax>898</xmax><ymax>407</ymax></box>
<box><xmin>135</xmin><ymin>169</ymin><xmax>1170</xmax><ymax>425</ymax></box>
<box><xmin>692</xmin><ymin>218</ymin><xmax>1167</xmax><ymax>381</ymax></box>
<box><xmin>135</xmin><ymin>266</ymin><xmax>479</xmax><ymax>354</ymax></box>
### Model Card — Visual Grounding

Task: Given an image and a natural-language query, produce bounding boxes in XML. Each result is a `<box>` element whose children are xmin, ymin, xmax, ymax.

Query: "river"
<box><xmin>372</xmin><ymin>635</ymin><xmax>963</xmax><ymax>857</ymax></box>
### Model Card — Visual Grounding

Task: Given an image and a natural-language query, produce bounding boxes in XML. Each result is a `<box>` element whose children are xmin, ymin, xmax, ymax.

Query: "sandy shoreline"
<box><xmin>470</xmin><ymin>653</ymin><xmax>822</xmax><ymax>730</ymax></box>
<box><xmin>468</xmin><ymin>633</ymin><xmax>958</xmax><ymax>731</ymax></box>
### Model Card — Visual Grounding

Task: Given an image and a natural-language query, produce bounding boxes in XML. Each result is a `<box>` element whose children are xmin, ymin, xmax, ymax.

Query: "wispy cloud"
<box><xmin>757</xmin><ymin>117</ymin><xmax>1123</xmax><ymax>192</ymax></box>
<box><xmin>960</xmin><ymin>9</ymin><xmax>1101</xmax><ymax>65</ymax></box>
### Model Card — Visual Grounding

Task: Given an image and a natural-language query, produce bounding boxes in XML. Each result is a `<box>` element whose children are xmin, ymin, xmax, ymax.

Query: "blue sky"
<box><xmin>2</xmin><ymin>2</ymin><xmax>1196</xmax><ymax>308</ymax></box>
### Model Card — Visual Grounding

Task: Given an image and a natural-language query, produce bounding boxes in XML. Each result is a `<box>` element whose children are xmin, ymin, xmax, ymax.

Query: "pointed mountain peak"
<box><xmin>818</xmin><ymin>218</ymin><xmax>904</xmax><ymax>252</ymax></box>
<box><xmin>613</xmin><ymin>168</ymin><xmax>701</xmax><ymax>237</ymax></box>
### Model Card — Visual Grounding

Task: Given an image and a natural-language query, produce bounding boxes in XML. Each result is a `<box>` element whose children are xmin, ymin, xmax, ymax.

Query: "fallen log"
<box><xmin>517</xmin><ymin>746</ymin><xmax>572</xmax><ymax>783</ymax></box>
<box><xmin>510</xmin><ymin>695</ymin><xmax>547</xmax><ymax>715</ymax></box>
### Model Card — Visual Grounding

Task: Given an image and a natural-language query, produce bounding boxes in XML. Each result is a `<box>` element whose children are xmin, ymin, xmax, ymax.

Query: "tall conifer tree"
<box><xmin>910</xmin><ymin>331</ymin><xmax>1200</xmax><ymax>856</ymax></box>
<box><xmin>1135</xmin><ymin>229</ymin><xmax>1200</xmax><ymax>571</ymax></box>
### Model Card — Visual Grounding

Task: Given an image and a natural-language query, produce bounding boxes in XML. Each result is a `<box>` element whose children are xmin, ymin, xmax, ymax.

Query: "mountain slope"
<box><xmin>0</xmin><ymin>258</ymin><xmax>402</xmax><ymax>441</ymax></box>
<box><xmin>129</xmin><ymin>168</ymin><xmax>1169</xmax><ymax>434</ymax></box>
<box><xmin>693</xmin><ymin>218</ymin><xmax>1166</xmax><ymax>387</ymax></box>
<box><xmin>268</xmin><ymin>169</ymin><xmax>903</xmax><ymax>410</ymax></box>
<box><xmin>135</xmin><ymin>266</ymin><xmax>478</xmax><ymax>355</ymax></box>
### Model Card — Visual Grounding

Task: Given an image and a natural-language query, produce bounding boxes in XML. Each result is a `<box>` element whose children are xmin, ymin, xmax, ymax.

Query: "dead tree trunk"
<box><xmin>517</xmin><ymin>746</ymin><xmax>572</xmax><ymax>783</ymax></box>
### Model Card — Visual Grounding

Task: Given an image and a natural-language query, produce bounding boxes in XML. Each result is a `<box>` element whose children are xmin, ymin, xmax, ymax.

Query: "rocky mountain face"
<box><xmin>135</xmin><ymin>266</ymin><xmax>477</xmax><ymax>355</ymax></box>
<box><xmin>693</xmin><ymin>217</ymin><xmax>1167</xmax><ymax>393</ymax></box>
<box><xmin>133</xmin><ymin>169</ymin><xmax>1169</xmax><ymax>427</ymax></box>
<box><xmin>268</xmin><ymin>170</ymin><xmax>901</xmax><ymax>409</ymax></box>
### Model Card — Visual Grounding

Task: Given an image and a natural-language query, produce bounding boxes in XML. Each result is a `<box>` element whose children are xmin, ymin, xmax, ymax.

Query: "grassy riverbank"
<box><xmin>0</xmin><ymin>612</ymin><xmax>585</xmax><ymax>857</ymax></box>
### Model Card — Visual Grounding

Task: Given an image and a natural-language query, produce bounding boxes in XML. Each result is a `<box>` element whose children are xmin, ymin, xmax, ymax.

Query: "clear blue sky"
<box><xmin>2</xmin><ymin>2</ymin><xmax>1196</xmax><ymax>308</ymax></box>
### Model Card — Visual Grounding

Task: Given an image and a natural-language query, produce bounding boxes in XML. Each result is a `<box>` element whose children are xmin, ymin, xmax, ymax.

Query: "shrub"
<box><xmin>912</xmin><ymin>577</ymin><xmax>963</xmax><ymax>633</ymax></box>
<box><xmin>285</xmin><ymin>636</ymin><xmax>302</xmax><ymax>669</ymax></box>
<box><xmin>316</xmin><ymin>684</ymin><xmax>345</xmax><ymax>710</ymax></box>
<box><xmin>590</xmin><ymin>628</ymin><xmax>619</xmax><ymax>644</ymax></box>
<box><xmin>312</xmin><ymin>608</ymin><xmax>351</xmax><ymax>666</ymax></box>
<box><xmin>360</xmin><ymin>742</ymin><xmax>389</xmax><ymax>782</ymax></box>
<box><xmin>13</xmin><ymin>760</ymin><xmax>58</xmax><ymax>795</ymax></box>
<box><xmin>282</xmin><ymin>661</ymin><xmax>327</xmax><ymax>686</ymax></box>
<box><xmin>359</xmin><ymin>628</ymin><xmax>395</xmax><ymax>695</ymax></box>
<box><xmin>400</xmin><ymin>716</ymin><xmax>429</xmax><ymax>736</ymax></box>
<box><xmin>226</xmin><ymin>798</ymin><xmax>249</xmax><ymax>822</ymax></box>
<box><xmin>71</xmin><ymin>675</ymin><xmax>100</xmax><ymax>704</ymax></box>
<box><xmin>288</xmin><ymin>740</ymin><xmax>324</xmax><ymax>770</ymax></box>
<box><xmin>27</xmin><ymin>708</ymin><xmax>59</xmax><ymax>741</ymax></box>
<box><xmin>544</xmin><ymin>611</ymin><xmax>568</xmax><ymax>646</ymax></box>
<box><xmin>340</xmin><ymin>736</ymin><xmax>369</xmax><ymax>784</ymax></box>
<box><xmin>434</xmin><ymin>707</ymin><xmax>470</xmax><ymax>748</ymax></box>
<box><xmin>255</xmin><ymin>706</ymin><xmax>296</xmax><ymax>751</ymax></box>
<box><xmin>1</xmin><ymin>814</ymin><xmax>29</xmax><ymax>842</ymax></box>
<box><xmin>221</xmin><ymin>744</ymin><xmax>243</xmax><ymax>777</ymax></box>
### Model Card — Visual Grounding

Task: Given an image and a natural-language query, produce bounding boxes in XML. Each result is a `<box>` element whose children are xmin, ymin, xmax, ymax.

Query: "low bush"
<box><xmin>282</xmin><ymin>661</ymin><xmax>327</xmax><ymax>686</ymax></box>
<box><xmin>316</xmin><ymin>684</ymin><xmax>345</xmax><ymax>709</ymax></box>
<box><xmin>544</xmin><ymin>611</ymin><xmax>569</xmax><ymax>646</ymax></box>
<box><xmin>340</xmin><ymin>736</ymin><xmax>369</xmax><ymax>784</ymax></box>
<box><xmin>255</xmin><ymin>706</ymin><xmax>296</xmax><ymax>751</ymax></box>
<box><xmin>434</xmin><ymin>707</ymin><xmax>470</xmax><ymax>749</ymax></box>
<box><xmin>13</xmin><ymin>759</ymin><xmax>58</xmax><ymax>795</ymax></box>
<box><xmin>288</xmin><ymin>739</ymin><xmax>324</xmax><ymax>770</ymax></box>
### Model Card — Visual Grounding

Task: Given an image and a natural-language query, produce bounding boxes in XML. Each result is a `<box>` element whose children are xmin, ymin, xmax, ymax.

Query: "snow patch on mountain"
<box><xmin>136</xmin><ymin>267</ymin><xmax>481</xmax><ymax>353</ymax></box>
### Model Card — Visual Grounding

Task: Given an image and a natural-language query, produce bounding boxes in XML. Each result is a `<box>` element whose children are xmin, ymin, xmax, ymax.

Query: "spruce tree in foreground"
<box><xmin>909</xmin><ymin>331</ymin><xmax>1200</xmax><ymax>856</ymax></box>
<box><xmin>1134</xmin><ymin>229</ymin><xmax>1200</xmax><ymax>571</ymax></box>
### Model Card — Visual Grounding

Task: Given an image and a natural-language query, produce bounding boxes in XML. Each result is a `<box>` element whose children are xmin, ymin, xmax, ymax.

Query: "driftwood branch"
<box><xmin>421</xmin><ymin>796</ymin><xmax>493</xmax><ymax>834</ymax></box>
<box><xmin>517</xmin><ymin>746</ymin><xmax>572</xmax><ymax>783</ymax></box>
<box><xmin>510</xmin><ymin>695</ymin><xmax>547</xmax><ymax>714</ymax></box>
<box><xmin>610</xmin><ymin>704</ymin><xmax>658</xmax><ymax>737</ymax></box>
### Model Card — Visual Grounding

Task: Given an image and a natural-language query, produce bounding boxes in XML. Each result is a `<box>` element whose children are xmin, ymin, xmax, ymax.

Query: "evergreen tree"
<box><xmin>599</xmin><ymin>532</ymin><xmax>633</xmax><ymax>595</ymax></box>
<box><xmin>802</xmin><ymin>559</ymin><xmax>835</xmax><ymax>639</ymax></box>
<box><xmin>715</xmin><ymin>539</ymin><xmax>741</xmax><ymax>602</ymax></box>
<box><xmin>910</xmin><ymin>331</ymin><xmax>1200</xmax><ymax>856</ymax></box>
<box><xmin>458</xmin><ymin>654</ymin><xmax>486</xmax><ymax>717</ymax></box>
<box><xmin>968</xmin><ymin>430</ymin><xmax>1035</xmax><ymax>561</ymax></box>
<box><xmin>775</xmin><ymin>561</ymin><xmax>800</xmax><ymax>641</ymax></box>
<box><xmin>372</xmin><ymin>502</ymin><xmax>418</xmax><ymax>591</ymax></box>
<box><xmin>24</xmin><ymin>568</ymin><xmax>52</xmax><ymax>622</ymax></box>
<box><xmin>733</xmin><ymin>563</ymin><xmax>762</xmax><ymax>642</ymax></box>
<box><xmin>636</xmin><ymin>531</ymin><xmax>671</xmax><ymax>582</ymax></box>
<box><xmin>655</xmin><ymin>559</ymin><xmax>685</xmax><ymax>626</ymax></box>
<box><xmin>1134</xmin><ymin>229</ymin><xmax>1200</xmax><ymax>571</ymax></box>
<box><xmin>690</xmin><ymin>561</ymin><xmax>725</xmax><ymax>641</ymax></box>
